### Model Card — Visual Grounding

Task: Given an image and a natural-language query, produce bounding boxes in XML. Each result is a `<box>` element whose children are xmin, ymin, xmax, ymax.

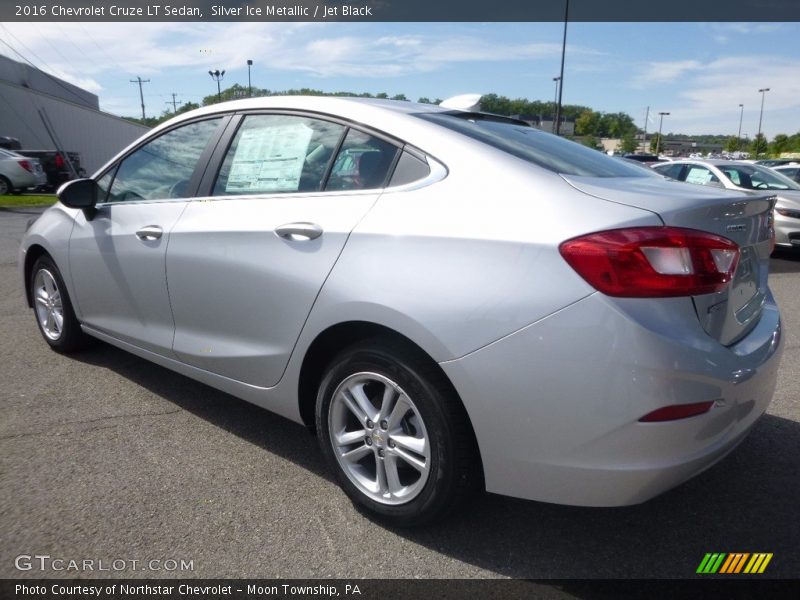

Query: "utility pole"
<box><xmin>130</xmin><ymin>76</ymin><xmax>150</xmax><ymax>120</ymax></box>
<box><xmin>552</xmin><ymin>77</ymin><xmax>560</xmax><ymax>133</ymax></box>
<box><xmin>166</xmin><ymin>93</ymin><xmax>183</xmax><ymax>113</ymax></box>
<box><xmin>737</xmin><ymin>103</ymin><xmax>744</xmax><ymax>150</ymax></box>
<box><xmin>247</xmin><ymin>59</ymin><xmax>253</xmax><ymax>97</ymax></box>
<box><xmin>642</xmin><ymin>106</ymin><xmax>650</xmax><ymax>153</ymax></box>
<box><xmin>554</xmin><ymin>0</ymin><xmax>569</xmax><ymax>135</ymax></box>
<box><xmin>756</xmin><ymin>88</ymin><xmax>770</xmax><ymax>158</ymax></box>
<box><xmin>656</xmin><ymin>111</ymin><xmax>670</xmax><ymax>156</ymax></box>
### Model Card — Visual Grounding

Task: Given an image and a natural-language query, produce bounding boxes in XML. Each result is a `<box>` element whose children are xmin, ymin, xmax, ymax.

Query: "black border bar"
<box><xmin>3</xmin><ymin>0</ymin><xmax>800</xmax><ymax>22</ymax></box>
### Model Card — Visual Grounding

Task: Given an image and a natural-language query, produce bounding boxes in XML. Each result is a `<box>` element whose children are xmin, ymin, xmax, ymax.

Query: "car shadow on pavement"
<box><xmin>71</xmin><ymin>341</ymin><xmax>333</xmax><ymax>483</ymax></box>
<box><xmin>387</xmin><ymin>412</ymin><xmax>800</xmax><ymax>578</ymax></box>
<box><xmin>71</xmin><ymin>341</ymin><xmax>799</xmax><ymax>579</ymax></box>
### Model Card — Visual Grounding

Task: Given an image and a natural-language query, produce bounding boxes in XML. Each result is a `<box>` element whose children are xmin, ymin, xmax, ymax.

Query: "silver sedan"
<box><xmin>19</xmin><ymin>97</ymin><xmax>783</xmax><ymax>526</ymax></box>
<box><xmin>652</xmin><ymin>159</ymin><xmax>800</xmax><ymax>249</ymax></box>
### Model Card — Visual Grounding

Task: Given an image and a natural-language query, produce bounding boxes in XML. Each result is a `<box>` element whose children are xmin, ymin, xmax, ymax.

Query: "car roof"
<box><xmin>659</xmin><ymin>159</ymin><xmax>757</xmax><ymax>167</ymax></box>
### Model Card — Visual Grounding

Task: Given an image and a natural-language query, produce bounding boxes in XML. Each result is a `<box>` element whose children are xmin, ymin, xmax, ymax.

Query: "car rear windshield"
<box><xmin>416</xmin><ymin>112</ymin><xmax>647</xmax><ymax>177</ymax></box>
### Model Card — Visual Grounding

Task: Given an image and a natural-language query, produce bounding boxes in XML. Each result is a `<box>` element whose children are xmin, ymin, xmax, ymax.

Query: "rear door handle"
<box><xmin>275</xmin><ymin>222</ymin><xmax>323</xmax><ymax>241</ymax></box>
<box><xmin>136</xmin><ymin>225</ymin><xmax>163</xmax><ymax>241</ymax></box>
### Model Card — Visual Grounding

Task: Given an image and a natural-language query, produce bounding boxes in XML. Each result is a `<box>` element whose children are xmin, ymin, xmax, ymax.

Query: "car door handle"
<box><xmin>275</xmin><ymin>222</ymin><xmax>323</xmax><ymax>241</ymax></box>
<box><xmin>135</xmin><ymin>225</ymin><xmax>163</xmax><ymax>241</ymax></box>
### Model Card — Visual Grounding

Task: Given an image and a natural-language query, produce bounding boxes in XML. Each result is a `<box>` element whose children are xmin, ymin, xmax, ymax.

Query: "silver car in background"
<box><xmin>19</xmin><ymin>97</ymin><xmax>783</xmax><ymax>526</ymax></box>
<box><xmin>0</xmin><ymin>148</ymin><xmax>47</xmax><ymax>194</ymax></box>
<box><xmin>653</xmin><ymin>159</ymin><xmax>800</xmax><ymax>249</ymax></box>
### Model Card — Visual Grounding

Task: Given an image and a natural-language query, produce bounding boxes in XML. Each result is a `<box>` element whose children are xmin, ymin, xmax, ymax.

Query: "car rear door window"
<box><xmin>388</xmin><ymin>150</ymin><xmax>431</xmax><ymax>187</ymax></box>
<box><xmin>107</xmin><ymin>118</ymin><xmax>222</xmax><ymax>203</ymax></box>
<box><xmin>684</xmin><ymin>165</ymin><xmax>722</xmax><ymax>187</ymax></box>
<box><xmin>325</xmin><ymin>129</ymin><xmax>399</xmax><ymax>191</ymax></box>
<box><xmin>213</xmin><ymin>114</ymin><xmax>346</xmax><ymax>195</ymax></box>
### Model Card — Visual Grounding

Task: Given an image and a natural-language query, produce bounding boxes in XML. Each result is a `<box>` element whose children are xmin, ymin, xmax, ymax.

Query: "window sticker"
<box><xmin>685</xmin><ymin>167</ymin><xmax>713</xmax><ymax>185</ymax></box>
<box><xmin>226</xmin><ymin>123</ymin><xmax>313</xmax><ymax>193</ymax></box>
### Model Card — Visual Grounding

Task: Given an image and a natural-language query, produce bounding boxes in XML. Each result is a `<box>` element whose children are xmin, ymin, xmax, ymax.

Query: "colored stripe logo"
<box><xmin>697</xmin><ymin>553</ymin><xmax>773</xmax><ymax>574</ymax></box>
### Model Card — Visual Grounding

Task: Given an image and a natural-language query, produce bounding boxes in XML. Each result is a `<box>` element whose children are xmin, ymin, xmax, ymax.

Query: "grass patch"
<box><xmin>0</xmin><ymin>194</ymin><xmax>57</xmax><ymax>208</ymax></box>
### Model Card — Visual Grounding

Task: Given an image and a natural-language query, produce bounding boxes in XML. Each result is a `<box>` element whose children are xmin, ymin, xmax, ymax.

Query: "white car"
<box><xmin>0</xmin><ymin>148</ymin><xmax>47</xmax><ymax>194</ymax></box>
<box><xmin>653</xmin><ymin>159</ymin><xmax>800</xmax><ymax>249</ymax></box>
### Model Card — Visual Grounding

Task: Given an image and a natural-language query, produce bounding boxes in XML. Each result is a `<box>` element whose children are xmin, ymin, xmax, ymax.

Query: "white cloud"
<box><xmin>631</xmin><ymin>60</ymin><xmax>703</xmax><ymax>87</ymax></box>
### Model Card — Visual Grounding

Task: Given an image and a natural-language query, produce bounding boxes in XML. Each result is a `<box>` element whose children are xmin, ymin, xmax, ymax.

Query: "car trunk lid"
<box><xmin>561</xmin><ymin>175</ymin><xmax>776</xmax><ymax>346</ymax></box>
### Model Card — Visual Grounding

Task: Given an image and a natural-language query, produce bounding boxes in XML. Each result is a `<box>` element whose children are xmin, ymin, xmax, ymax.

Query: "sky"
<box><xmin>0</xmin><ymin>21</ymin><xmax>798</xmax><ymax>139</ymax></box>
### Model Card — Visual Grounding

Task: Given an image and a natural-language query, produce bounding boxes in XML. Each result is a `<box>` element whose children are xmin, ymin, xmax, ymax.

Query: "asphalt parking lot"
<box><xmin>1</xmin><ymin>206</ymin><xmax>798</xmax><ymax>580</ymax></box>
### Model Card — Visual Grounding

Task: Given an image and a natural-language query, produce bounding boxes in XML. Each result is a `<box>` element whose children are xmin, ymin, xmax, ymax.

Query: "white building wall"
<box><xmin>0</xmin><ymin>80</ymin><xmax>149</xmax><ymax>173</ymax></box>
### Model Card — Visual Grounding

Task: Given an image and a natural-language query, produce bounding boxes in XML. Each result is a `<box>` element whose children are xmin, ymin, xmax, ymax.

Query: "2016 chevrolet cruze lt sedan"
<box><xmin>20</xmin><ymin>97</ymin><xmax>783</xmax><ymax>526</ymax></box>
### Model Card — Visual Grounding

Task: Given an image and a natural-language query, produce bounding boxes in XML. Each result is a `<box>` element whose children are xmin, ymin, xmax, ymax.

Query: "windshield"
<box><xmin>717</xmin><ymin>163</ymin><xmax>800</xmax><ymax>191</ymax></box>
<box><xmin>416</xmin><ymin>112</ymin><xmax>649</xmax><ymax>178</ymax></box>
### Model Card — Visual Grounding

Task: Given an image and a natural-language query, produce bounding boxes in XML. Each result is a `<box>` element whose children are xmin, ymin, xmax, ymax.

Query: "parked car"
<box><xmin>622</xmin><ymin>153</ymin><xmax>667</xmax><ymax>166</ymax></box>
<box><xmin>772</xmin><ymin>164</ymin><xmax>800</xmax><ymax>184</ymax></box>
<box><xmin>0</xmin><ymin>148</ymin><xmax>47</xmax><ymax>194</ymax></box>
<box><xmin>652</xmin><ymin>159</ymin><xmax>800</xmax><ymax>249</ymax></box>
<box><xmin>17</xmin><ymin>149</ymin><xmax>84</xmax><ymax>191</ymax></box>
<box><xmin>755</xmin><ymin>158</ymin><xmax>799</xmax><ymax>168</ymax></box>
<box><xmin>19</xmin><ymin>97</ymin><xmax>783</xmax><ymax>526</ymax></box>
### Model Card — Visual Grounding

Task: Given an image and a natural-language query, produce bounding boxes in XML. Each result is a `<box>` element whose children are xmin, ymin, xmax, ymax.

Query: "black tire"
<box><xmin>316</xmin><ymin>338</ymin><xmax>482</xmax><ymax>527</ymax></box>
<box><xmin>0</xmin><ymin>175</ymin><xmax>11</xmax><ymax>195</ymax></box>
<box><xmin>29</xmin><ymin>255</ymin><xmax>90</xmax><ymax>353</ymax></box>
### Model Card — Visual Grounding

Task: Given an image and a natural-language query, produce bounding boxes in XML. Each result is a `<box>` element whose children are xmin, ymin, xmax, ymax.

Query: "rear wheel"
<box><xmin>0</xmin><ymin>176</ymin><xmax>11</xmax><ymax>195</ymax></box>
<box><xmin>30</xmin><ymin>256</ymin><xmax>89</xmax><ymax>353</ymax></box>
<box><xmin>316</xmin><ymin>339</ymin><xmax>481</xmax><ymax>526</ymax></box>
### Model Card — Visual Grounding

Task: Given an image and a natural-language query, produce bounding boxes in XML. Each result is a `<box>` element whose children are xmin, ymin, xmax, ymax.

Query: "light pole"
<box><xmin>737</xmin><ymin>103</ymin><xmax>744</xmax><ymax>150</ymax></box>
<box><xmin>552</xmin><ymin>76</ymin><xmax>560</xmax><ymax>133</ymax></box>
<box><xmin>656</xmin><ymin>111</ymin><xmax>670</xmax><ymax>156</ymax></box>
<box><xmin>554</xmin><ymin>0</ymin><xmax>569</xmax><ymax>135</ymax></box>
<box><xmin>208</xmin><ymin>69</ymin><xmax>226</xmax><ymax>102</ymax></box>
<box><xmin>247</xmin><ymin>59</ymin><xmax>253</xmax><ymax>97</ymax></box>
<box><xmin>756</xmin><ymin>87</ymin><xmax>770</xmax><ymax>158</ymax></box>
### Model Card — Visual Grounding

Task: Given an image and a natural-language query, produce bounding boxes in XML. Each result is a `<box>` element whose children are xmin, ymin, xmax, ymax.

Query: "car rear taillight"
<box><xmin>639</xmin><ymin>401</ymin><xmax>715</xmax><ymax>422</ymax></box>
<box><xmin>54</xmin><ymin>153</ymin><xmax>65</xmax><ymax>169</ymax></box>
<box><xmin>18</xmin><ymin>159</ymin><xmax>33</xmax><ymax>173</ymax></box>
<box><xmin>559</xmin><ymin>227</ymin><xmax>739</xmax><ymax>298</ymax></box>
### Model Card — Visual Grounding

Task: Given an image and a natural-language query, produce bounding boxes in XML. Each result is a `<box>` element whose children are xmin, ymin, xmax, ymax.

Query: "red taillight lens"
<box><xmin>639</xmin><ymin>401</ymin><xmax>715</xmax><ymax>422</ymax></box>
<box><xmin>18</xmin><ymin>159</ymin><xmax>33</xmax><ymax>173</ymax></box>
<box><xmin>55</xmin><ymin>153</ymin><xmax>65</xmax><ymax>169</ymax></box>
<box><xmin>559</xmin><ymin>227</ymin><xmax>739</xmax><ymax>298</ymax></box>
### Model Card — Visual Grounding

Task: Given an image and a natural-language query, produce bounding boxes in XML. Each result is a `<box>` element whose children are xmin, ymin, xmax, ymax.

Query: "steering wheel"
<box><xmin>169</xmin><ymin>180</ymin><xmax>190</xmax><ymax>198</ymax></box>
<box><xmin>754</xmin><ymin>182</ymin><xmax>769</xmax><ymax>189</ymax></box>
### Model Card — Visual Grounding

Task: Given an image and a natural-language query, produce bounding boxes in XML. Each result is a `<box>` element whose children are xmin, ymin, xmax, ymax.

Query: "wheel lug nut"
<box><xmin>366</xmin><ymin>420</ymin><xmax>374</xmax><ymax>428</ymax></box>
<box><xmin>388</xmin><ymin>439</ymin><xmax>396</xmax><ymax>448</ymax></box>
<box><xmin>378</xmin><ymin>449</ymin><xmax>385</xmax><ymax>458</ymax></box>
<box><xmin>380</xmin><ymin>420</ymin><xmax>388</xmax><ymax>430</ymax></box>
<box><xmin>365</xmin><ymin>437</ymin><xmax>373</xmax><ymax>446</ymax></box>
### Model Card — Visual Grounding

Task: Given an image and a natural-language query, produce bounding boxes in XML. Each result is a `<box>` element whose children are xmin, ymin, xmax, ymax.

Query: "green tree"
<box><xmin>620</xmin><ymin>132</ymin><xmax>638</xmax><ymax>153</ymax></box>
<box><xmin>751</xmin><ymin>133</ymin><xmax>768</xmax><ymax>157</ymax></box>
<box><xmin>770</xmin><ymin>134</ymin><xmax>789</xmax><ymax>156</ymax></box>
<box><xmin>575</xmin><ymin>110</ymin><xmax>600</xmax><ymax>136</ymax></box>
<box><xmin>580</xmin><ymin>136</ymin><xmax>601</xmax><ymax>150</ymax></box>
<box><xmin>724</xmin><ymin>136</ymin><xmax>740</xmax><ymax>152</ymax></box>
<box><xmin>649</xmin><ymin>133</ymin><xmax>663</xmax><ymax>154</ymax></box>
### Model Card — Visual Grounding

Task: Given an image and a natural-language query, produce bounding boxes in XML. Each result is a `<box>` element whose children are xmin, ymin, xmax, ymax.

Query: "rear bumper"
<box><xmin>440</xmin><ymin>291</ymin><xmax>783</xmax><ymax>506</ymax></box>
<box><xmin>774</xmin><ymin>212</ymin><xmax>800</xmax><ymax>247</ymax></box>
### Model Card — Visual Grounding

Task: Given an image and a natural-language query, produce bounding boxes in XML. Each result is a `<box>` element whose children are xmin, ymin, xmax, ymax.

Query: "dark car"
<box><xmin>622</xmin><ymin>153</ymin><xmax>667</xmax><ymax>166</ymax></box>
<box><xmin>18</xmin><ymin>150</ymin><xmax>85</xmax><ymax>191</ymax></box>
<box><xmin>755</xmin><ymin>158</ymin><xmax>800</xmax><ymax>168</ymax></box>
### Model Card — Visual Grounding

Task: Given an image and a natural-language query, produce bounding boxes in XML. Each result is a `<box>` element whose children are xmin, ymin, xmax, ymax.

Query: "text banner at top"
<box><xmin>3</xmin><ymin>0</ymin><xmax>800</xmax><ymax>22</ymax></box>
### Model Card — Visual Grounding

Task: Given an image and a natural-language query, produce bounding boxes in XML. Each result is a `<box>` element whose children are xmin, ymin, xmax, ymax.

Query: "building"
<box><xmin>511</xmin><ymin>114</ymin><xmax>576</xmax><ymax>137</ymax></box>
<box><xmin>0</xmin><ymin>55</ymin><xmax>149</xmax><ymax>173</ymax></box>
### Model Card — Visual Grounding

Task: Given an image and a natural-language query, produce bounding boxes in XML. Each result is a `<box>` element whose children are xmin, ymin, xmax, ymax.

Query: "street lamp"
<box><xmin>656</xmin><ymin>111</ymin><xmax>670</xmax><ymax>156</ymax></box>
<box><xmin>554</xmin><ymin>0</ymin><xmax>569</xmax><ymax>135</ymax></box>
<box><xmin>247</xmin><ymin>60</ymin><xmax>253</xmax><ymax>97</ymax></box>
<box><xmin>208</xmin><ymin>69</ymin><xmax>226</xmax><ymax>102</ymax></box>
<box><xmin>756</xmin><ymin>87</ymin><xmax>770</xmax><ymax>158</ymax></box>
<box><xmin>737</xmin><ymin>103</ymin><xmax>744</xmax><ymax>150</ymax></box>
<box><xmin>552</xmin><ymin>76</ymin><xmax>560</xmax><ymax>133</ymax></box>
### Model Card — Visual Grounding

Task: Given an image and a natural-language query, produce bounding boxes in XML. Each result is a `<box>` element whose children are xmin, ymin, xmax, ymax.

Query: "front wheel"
<box><xmin>316</xmin><ymin>340</ymin><xmax>481</xmax><ymax>527</ymax></box>
<box><xmin>30</xmin><ymin>255</ymin><xmax>90</xmax><ymax>353</ymax></box>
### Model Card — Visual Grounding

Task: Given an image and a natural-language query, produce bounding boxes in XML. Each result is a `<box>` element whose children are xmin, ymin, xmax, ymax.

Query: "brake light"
<box><xmin>559</xmin><ymin>227</ymin><xmax>739</xmax><ymax>297</ymax></box>
<box><xmin>18</xmin><ymin>159</ymin><xmax>33</xmax><ymax>173</ymax></box>
<box><xmin>54</xmin><ymin>153</ymin><xmax>64</xmax><ymax>169</ymax></box>
<box><xmin>639</xmin><ymin>401</ymin><xmax>715</xmax><ymax>422</ymax></box>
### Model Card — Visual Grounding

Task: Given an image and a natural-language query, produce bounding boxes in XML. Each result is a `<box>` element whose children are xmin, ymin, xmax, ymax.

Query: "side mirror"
<box><xmin>57</xmin><ymin>178</ymin><xmax>97</xmax><ymax>210</ymax></box>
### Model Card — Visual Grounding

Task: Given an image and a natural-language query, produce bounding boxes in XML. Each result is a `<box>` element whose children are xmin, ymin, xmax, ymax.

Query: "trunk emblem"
<box><xmin>726</xmin><ymin>224</ymin><xmax>747</xmax><ymax>233</ymax></box>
